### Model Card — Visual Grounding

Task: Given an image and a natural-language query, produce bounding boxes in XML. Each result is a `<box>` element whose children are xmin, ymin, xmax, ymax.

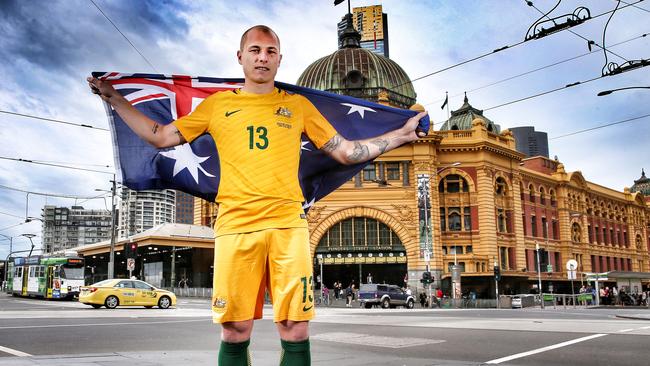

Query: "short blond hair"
<box><xmin>240</xmin><ymin>25</ymin><xmax>280</xmax><ymax>51</ymax></box>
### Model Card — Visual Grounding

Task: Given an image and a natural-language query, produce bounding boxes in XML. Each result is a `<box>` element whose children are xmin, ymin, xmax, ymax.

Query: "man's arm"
<box><xmin>87</xmin><ymin>76</ymin><xmax>185</xmax><ymax>148</ymax></box>
<box><xmin>321</xmin><ymin>111</ymin><xmax>428</xmax><ymax>165</ymax></box>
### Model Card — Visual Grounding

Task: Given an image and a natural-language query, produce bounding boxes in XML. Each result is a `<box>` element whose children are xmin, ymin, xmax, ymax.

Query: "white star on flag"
<box><xmin>341</xmin><ymin>103</ymin><xmax>376</xmax><ymax>119</ymax></box>
<box><xmin>159</xmin><ymin>144</ymin><xmax>215</xmax><ymax>184</ymax></box>
<box><xmin>302</xmin><ymin>197</ymin><xmax>316</xmax><ymax>209</ymax></box>
<box><xmin>301</xmin><ymin>140</ymin><xmax>311</xmax><ymax>152</ymax></box>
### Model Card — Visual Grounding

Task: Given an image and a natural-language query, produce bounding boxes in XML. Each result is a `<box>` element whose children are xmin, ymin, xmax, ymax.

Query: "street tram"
<box><xmin>10</xmin><ymin>255</ymin><xmax>85</xmax><ymax>299</ymax></box>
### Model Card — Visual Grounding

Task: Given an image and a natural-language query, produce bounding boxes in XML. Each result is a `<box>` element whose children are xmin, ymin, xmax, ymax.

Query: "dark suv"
<box><xmin>358</xmin><ymin>284</ymin><xmax>415</xmax><ymax>309</ymax></box>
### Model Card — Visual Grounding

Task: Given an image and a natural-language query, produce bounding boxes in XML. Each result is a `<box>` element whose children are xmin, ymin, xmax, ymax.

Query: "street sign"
<box><xmin>424</xmin><ymin>250</ymin><xmax>431</xmax><ymax>262</ymax></box>
<box><xmin>568</xmin><ymin>270</ymin><xmax>577</xmax><ymax>280</ymax></box>
<box><xmin>546</xmin><ymin>264</ymin><xmax>553</xmax><ymax>273</ymax></box>
<box><xmin>566</xmin><ymin>259</ymin><xmax>578</xmax><ymax>271</ymax></box>
<box><xmin>127</xmin><ymin>258</ymin><xmax>135</xmax><ymax>271</ymax></box>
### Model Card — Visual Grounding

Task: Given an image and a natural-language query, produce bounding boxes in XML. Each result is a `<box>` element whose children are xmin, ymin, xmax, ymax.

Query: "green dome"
<box><xmin>631</xmin><ymin>169</ymin><xmax>650</xmax><ymax>196</ymax></box>
<box><xmin>440</xmin><ymin>94</ymin><xmax>501</xmax><ymax>133</ymax></box>
<box><xmin>297</xmin><ymin>15</ymin><xmax>416</xmax><ymax>110</ymax></box>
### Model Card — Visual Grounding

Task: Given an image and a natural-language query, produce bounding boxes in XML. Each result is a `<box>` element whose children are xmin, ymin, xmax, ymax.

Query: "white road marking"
<box><xmin>485</xmin><ymin>333</ymin><xmax>607</xmax><ymax>364</ymax></box>
<box><xmin>0</xmin><ymin>319</ymin><xmax>207</xmax><ymax>330</ymax></box>
<box><xmin>312</xmin><ymin>332</ymin><xmax>445</xmax><ymax>348</ymax></box>
<box><xmin>0</xmin><ymin>345</ymin><xmax>32</xmax><ymax>357</ymax></box>
<box><xmin>617</xmin><ymin>328</ymin><xmax>634</xmax><ymax>333</ymax></box>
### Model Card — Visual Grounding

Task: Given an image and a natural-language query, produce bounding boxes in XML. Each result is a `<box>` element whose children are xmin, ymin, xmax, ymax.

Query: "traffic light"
<box><xmin>124</xmin><ymin>243</ymin><xmax>138</xmax><ymax>259</ymax></box>
<box><xmin>420</xmin><ymin>271</ymin><xmax>433</xmax><ymax>284</ymax></box>
<box><xmin>494</xmin><ymin>266</ymin><xmax>501</xmax><ymax>281</ymax></box>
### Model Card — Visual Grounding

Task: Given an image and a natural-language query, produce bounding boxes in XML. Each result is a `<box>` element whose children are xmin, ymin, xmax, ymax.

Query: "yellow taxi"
<box><xmin>79</xmin><ymin>279</ymin><xmax>177</xmax><ymax>309</ymax></box>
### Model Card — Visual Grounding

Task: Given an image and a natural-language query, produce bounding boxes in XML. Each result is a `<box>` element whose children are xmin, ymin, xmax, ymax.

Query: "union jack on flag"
<box><xmin>93</xmin><ymin>72</ymin><xmax>430</xmax><ymax>209</ymax></box>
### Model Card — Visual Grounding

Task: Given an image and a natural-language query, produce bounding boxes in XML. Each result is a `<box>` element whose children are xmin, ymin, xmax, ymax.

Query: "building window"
<box><xmin>466</xmin><ymin>245</ymin><xmax>473</xmax><ymax>253</ymax></box>
<box><xmin>362</xmin><ymin>164</ymin><xmax>376</xmax><ymax>181</ymax></box>
<box><xmin>448</xmin><ymin>208</ymin><xmax>462</xmax><ymax>231</ymax></box>
<box><xmin>439</xmin><ymin>174</ymin><xmax>469</xmax><ymax>193</ymax></box>
<box><xmin>439</xmin><ymin>208</ymin><xmax>446</xmax><ymax>232</ymax></box>
<box><xmin>499</xmin><ymin>247</ymin><xmax>508</xmax><ymax>269</ymax></box>
<box><xmin>495</xmin><ymin>177</ymin><xmax>507</xmax><ymax>196</ymax></box>
<box><xmin>552</xmin><ymin>219</ymin><xmax>559</xmax><ymax>240</ymax></box>
<box><xmin>529</xmin><ymin>184</ymin><xmax>535</xmax><ymax>203</ymax></box>
<box><xmin>386</xmin><ymin>162</ymin><xmax>400</xmax><ymax>180</ymax></box>
<box><xmin>531</xmin><ymin>215</ymin><xmax>537</xmax><ymax>237</ymax></box>
<box><xmin>540</xmin><ymin>187</ymin><xmax>546</xmax><ymax>205</ymax></box>
<box><xmin>603</xmin><ymin>228</ymin><xmax>608</xmax><ymax>245</ymax></box>
<box><xmin>464</xmin><ymin>207</ymin><xmax>472</xmax><ymax>231</ymax></box>
<box><xmin>497</xmin><ymin>209</ymin><xmax>506</xmax><ymax>233</ymax></box>
<box><xmin>449</xmin><ymin>245</ymin><xmax>463</xmax><ymax>254</ymax></box>
<box><xmin>572</xmin><ymin>223</ymin><xmax>581</xmax><ymax>243</ymax></box>
<box><xmin>318</xmin><ymin>217</ymin><xmax>403</xmax><ymax>250</ymax></box>
<box><xmin>542</xmin><ymin>217</ymin><xmax>548</xmax><ymax>238</ymax></box>
<box><xmin>522</xmin><ymin>214</ymin><xmax>527</xmax><ymax>236</ymax></box>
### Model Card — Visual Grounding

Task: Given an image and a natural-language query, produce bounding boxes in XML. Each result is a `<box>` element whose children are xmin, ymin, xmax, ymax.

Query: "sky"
<box><xmin>0</xmin><ymin>0</ymin><xmax>648</xmax><ymax>256</ymax></box>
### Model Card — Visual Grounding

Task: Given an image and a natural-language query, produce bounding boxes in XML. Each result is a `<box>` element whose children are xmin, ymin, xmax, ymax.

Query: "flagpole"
<box><xmin>446</xmin><ymin>91</ymin><xmax>451</xmax><ymax>122</ymax></box>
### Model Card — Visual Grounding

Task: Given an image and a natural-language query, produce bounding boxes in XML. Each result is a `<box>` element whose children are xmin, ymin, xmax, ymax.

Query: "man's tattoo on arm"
<box><xmin>370</xmin><ymin>138</ymin><xmax>389</xmax><ymax>154</ymax></box>
<box><xmin>322</xmin><ymin>134</ymin><xmax>342</xmax><ymax>152</ymax></box>
<box><xmin>151</xmin><ymin>123</ymin><xmax>159</xmax><ymax>135</ymax></box>
<box><xmin>348</xmin><ymin>141</ymin><xmax>370</xmax><ymax>163</ymax></box>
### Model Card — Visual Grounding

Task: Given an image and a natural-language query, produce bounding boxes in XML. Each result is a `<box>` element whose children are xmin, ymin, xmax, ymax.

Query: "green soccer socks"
<box><xmin>218</xmin><ymin>339</ymin><xmax>251</xmax><ymax>366</ymax></box>
<box><xmin>279</xmin><ymin>338</ymin><xmax>311</xmax><ymax>366</ymax></box>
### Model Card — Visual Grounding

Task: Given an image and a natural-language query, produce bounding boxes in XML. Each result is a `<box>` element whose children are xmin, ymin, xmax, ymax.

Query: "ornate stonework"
<box><xmin>392</xmin><ymin>204</ymin><xmax>414</xmax><ymax>223</ymax></box>
<box><xmin>306</xmin><ymin>205</ymin><xmax>327</xmax><ymax>224</ymax></box>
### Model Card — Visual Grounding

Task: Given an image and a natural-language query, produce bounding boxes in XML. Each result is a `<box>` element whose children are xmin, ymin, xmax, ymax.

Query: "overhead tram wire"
<box><xmin>0</xmin><ymin>183</ymin><xmax>110</xmax><ymax>200</ymax></box>
<box><xmin>89</xmin><ymin>0</ymin><xmax>159</xmax><ymax>73</ymax></box>
<box><xmin>620</xmin><ymin>0</ymin><xmax>650</xmax><ymax>13</ymax></box>
<box><xmin>0</xmin><ymin>110</ymin><xmax>109</xmax><ymax>132</ymax></box>
<box><xmin>422</xmin><ymin>32</ymin><xmax>648</xmax><ymax>108</ymax></box>
<box><xmin>549</xmin><ymin>113</ymin><xmax>650</xmax><ymax>140</ymax></box>
<box><xmin>28</xmin><ymin>159</ymin><xmax>112</xmax><ymax>169</ymax></box>
<box><xmin>526</xmin><ymin>0</ymin><xmax>630</xmax><ymax>63</ymax></box>
<box><xmin>392</xmin><ymin>0</ymin><xmax>645</xmax><ymax>89</ymax></box>
<box><xmin>0</xmin><ymin>156</ymin><xmax>114</xmax><ymax>175</ymax></box>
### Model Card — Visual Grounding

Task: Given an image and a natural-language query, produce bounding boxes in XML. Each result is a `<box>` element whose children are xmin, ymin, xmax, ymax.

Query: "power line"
<box><xmin>0</xmin><ymin>211</ymin><xmax>25</xmax><ymax>220</ymax></box>
<box><xmin>0</xmin><ymin>184</ymin><xmax>109</xmax><ymax>200</ymax></box>
<box><xmin>549</xmin><ymin>113</ymin><xmax>650</xmax><ymax>139</ymax></box>
<box><xmin>0</xmin><ymin>156</ymin><xmax>114</xmax><ymax>175</ymax></box>
<box><xmin>89</xmin><ymin>0</ymin><xmax>159</xmax><ymax>73</ymax></box>
<box><xmin>28</xmin><ymin>159</ymin><xmax>112</xmax><ymax>168</ymax></box>
<box><xmin>527</xmin><ymin>0</ymin><xmax>629</xmax><ymax>62</ymax></box>
<box><xmin>394</xmin><ymin>0</ymin><xmax>645</xmax><ymax>88</ymax></box>
<box><xmin>620</xmin><ymin>0</ymin><xmax>650</xmax><ymax>13</ymax></box>
<box><xmin>422</xmin><ymin>32</ymin><xmax>647</xmax><ymax>108</ymax></box>
<box><xmin>483</xmin><ymin>75</ymin><xmax>603</xmax><ymax>111</ymax></box>
<box><xmin>0</xmin><ymin>110</ymin><xmax>109</xmax><ymax>131</ymax></box>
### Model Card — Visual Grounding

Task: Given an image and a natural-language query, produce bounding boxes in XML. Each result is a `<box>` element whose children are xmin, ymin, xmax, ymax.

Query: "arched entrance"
<box><xmin>314</xmin><ymin>216</ymin><xmax>407</xmax><ymax>289</ymax></box>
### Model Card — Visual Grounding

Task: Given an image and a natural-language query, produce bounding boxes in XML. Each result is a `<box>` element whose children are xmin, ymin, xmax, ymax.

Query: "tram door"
<box><xmin>21</xmin><ymin>267</ymin><xmax>28</xmax><ymax>296</ymax></box>
<box><xmin>46</xmin><ymin>266</ymin><xmax>54</xmax><ymax>298</ymax></box>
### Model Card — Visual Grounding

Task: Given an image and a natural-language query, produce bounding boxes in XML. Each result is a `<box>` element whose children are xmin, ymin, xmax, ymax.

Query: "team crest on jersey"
<box><xmin>212</xmin><ymin>296</ymin><xmax>227</xmax><ymax>310</ymax></box>
<box><xmin>275</xmin><ymin>106</ymin><xmax>292</xmax><ymax>118</ymax></box>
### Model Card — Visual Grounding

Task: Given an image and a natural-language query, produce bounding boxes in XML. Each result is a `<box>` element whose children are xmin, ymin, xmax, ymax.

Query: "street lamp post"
<box><xmin>535</xmin><ymin>241</ymin><xmax>544</xmax><ymax>309</ymax></box>
<box><xmin>597</xmin><ymin>86</ymin><xmax>650</xmax><ymax>96</ymax></box>
<box><xmin>96</xmin><ymin>174</ymin><xmax>117</xmax><ymax>279</ymax></box>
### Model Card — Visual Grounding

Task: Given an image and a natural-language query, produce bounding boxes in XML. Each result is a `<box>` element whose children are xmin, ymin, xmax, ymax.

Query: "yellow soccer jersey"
<box><xmin>172</xmin><ymin>88</ymin><xmax>337</xmax><ymax>235</ymax></box>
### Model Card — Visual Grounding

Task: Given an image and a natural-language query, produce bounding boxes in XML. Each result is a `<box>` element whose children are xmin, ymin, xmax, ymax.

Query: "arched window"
<box><xmin>317</xmin><ymin>217</ymin><xmax>404</xmax><ymax>250</ymax></box>
<box><xmin>529</xmin><ymin>184</ymin><xmax>535</xmax><ymax>203</ymax></box>
<box><xmin>539</xmin><ymin>187</ymin><xmax>546</xmax><ymax>205</ymax></box>
<box><xmin>636</xmin><ymin>234</ymin><xmax>643</xmax><ymax>250</ymax></box>
<box><xmin>572</xmin><ymin>223</ymin><xmax>581</xmax><ymax>243</ymax></box>
<box><xmin>438</xmin><ymin>174</ymin><xmax>469</xmax><ymax>193</ymax></box>
<box><xmin>495</xmin><ymin>177</ymin><xmax>508</xmax><ymax>196</ymax></box>
<box><xmin>550</xmin><ymin>189</ymin><xmax>556</xmax><ymax>206</ymax></box>
<box><xmin>448</xmin><ymin>208</ymin><xmax>462</xmax><ymax>231</ymax></box>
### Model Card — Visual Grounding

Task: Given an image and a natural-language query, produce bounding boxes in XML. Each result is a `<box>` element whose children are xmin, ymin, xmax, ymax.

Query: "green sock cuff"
<box><xmin>280</xmin><ymin>338</ymin><xmax>310</xmax><ymax>353</ymax></box>
<box><xmin>220</xmin><ymin>339</ymin><xmax>250</xmax><ymax>353</ymax></box>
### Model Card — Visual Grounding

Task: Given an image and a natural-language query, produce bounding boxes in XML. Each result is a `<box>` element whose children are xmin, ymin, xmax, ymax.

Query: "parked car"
<box><xmin>79</xmin><ymin>279</ymin><xmax>176</xmax><ymax>309</ymax></box>
<box><xmin>511</xmin><ymin>295</ymin><xmax>522</xmax><ymax>308</ymax></box>
<box><xmin>358</xmin><ymin>284</ymin><xmax>415</xmax><ymax>309</ymax></box>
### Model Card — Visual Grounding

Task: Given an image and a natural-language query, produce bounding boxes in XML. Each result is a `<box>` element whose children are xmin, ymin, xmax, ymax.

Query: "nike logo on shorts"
<box><xmin>225</xmin><ymin>109</ymin><xmax>242</xmax><ymax>117</ymax></box>
<box><xmin>302</xmin><ymin>305</ymin><xmax>313</xmax><ymax>312</ymax></box>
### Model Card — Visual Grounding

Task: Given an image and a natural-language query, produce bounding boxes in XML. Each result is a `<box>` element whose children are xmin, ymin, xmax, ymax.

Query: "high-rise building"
<box><xmin>41</xmin><ymin>205</ymin><xmax>112</xmax><ymax>253</ymax></box>
<box><xmin>337</xmin><ymin>4</ymin><xmax>389</xmax><ymax>58</ymax></box>
<box><xmin>510</xmin><ymin>126</ymin><xmax>549</xmax><ymax>158</ymax></box>
<box><xmin>118</xmin><ymin>188</ymin><xmax>175</xmax><ymax>238</ymax></box>
<box><xmin>175</xmin><ymin>190</ymin><xmax>195</xmax><ymax>224</ymax></box>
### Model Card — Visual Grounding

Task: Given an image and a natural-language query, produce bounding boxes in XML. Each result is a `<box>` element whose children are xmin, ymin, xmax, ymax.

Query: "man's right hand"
<box><xmin>87</xmin><ymin>76</ymin><xmax>120</xmax><ymax>102</ymax></box>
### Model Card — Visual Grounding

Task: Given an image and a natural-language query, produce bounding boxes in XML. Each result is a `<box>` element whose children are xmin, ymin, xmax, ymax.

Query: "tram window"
<box><xmin>60</xmin><ymin>266</ymin><xmax>84</xmax><ymax>280</ymax></box>
<box><xmin>54</xmin><ymin>266</ymin><xmax>60</xmax><ymax>278</ymax></box>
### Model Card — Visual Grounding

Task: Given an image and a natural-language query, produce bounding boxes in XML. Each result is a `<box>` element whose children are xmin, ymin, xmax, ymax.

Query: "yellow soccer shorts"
<box><xmin>211</xmin><ymin>227</ymin><xmax>315</xmax><ymax>323</ymax></box>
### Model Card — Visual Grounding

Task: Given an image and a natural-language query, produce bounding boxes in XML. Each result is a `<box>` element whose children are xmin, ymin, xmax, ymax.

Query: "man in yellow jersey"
<box><xmin>88</xmin><ymin>25</ymin><xmax>427</xmax><ymax>366</ymax></box>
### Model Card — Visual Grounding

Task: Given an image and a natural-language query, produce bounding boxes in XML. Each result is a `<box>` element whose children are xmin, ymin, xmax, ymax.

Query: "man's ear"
<box><xmin>237</xmin><ymin>50</ymin><xmax>242</xmax><ymax>65</ymax></box>
<box><xmin>278</xmin><ymin>53</ymin><xmax>282</xmax><ymax>67</ymax></box>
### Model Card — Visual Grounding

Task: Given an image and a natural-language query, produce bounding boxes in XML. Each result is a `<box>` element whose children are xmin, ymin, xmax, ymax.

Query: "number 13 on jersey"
<box><xmin>247</xmin><ymin>125</ymin><xmax>268</xmax><ymax>150</ymax></box>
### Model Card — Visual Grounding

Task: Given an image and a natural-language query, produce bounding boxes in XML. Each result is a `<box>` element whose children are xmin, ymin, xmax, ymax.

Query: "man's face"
<box><xmin>237</xmin><ymin>29</ymin><xmax>282</xmax><ymax>85</ymax></box>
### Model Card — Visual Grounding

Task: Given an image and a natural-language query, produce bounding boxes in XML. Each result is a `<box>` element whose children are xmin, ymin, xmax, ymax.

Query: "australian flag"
<box><xmin>93</xmin><ymin>72</ymin><xmax>429</xmax><ymax>209</ymax></box>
